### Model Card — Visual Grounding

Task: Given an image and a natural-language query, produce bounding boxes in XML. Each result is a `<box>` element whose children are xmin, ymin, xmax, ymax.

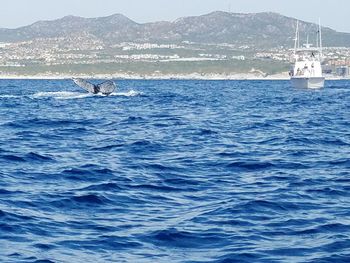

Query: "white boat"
<box><xmin>290</xmin><ymin>20</ymin><xmax>325</xmax><ymax>89</ymax></box>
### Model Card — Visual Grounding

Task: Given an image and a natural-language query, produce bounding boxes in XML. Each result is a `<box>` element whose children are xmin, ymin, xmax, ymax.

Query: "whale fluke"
<box><xmin>97</xmin><ymin>81</ymin><xmax>116</xmax><ymax>95</ymax></box>
<box><xmin>72</xmin><ymin>78</ymin><xmax>116</xmax><ymax>95</ymax></box>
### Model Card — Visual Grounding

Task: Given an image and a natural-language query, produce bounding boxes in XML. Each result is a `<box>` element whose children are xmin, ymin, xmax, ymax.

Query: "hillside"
<box><xmin>0</xmin><ymin>12</ymin><xmax>349</xmax><ymax>48</ymax></box>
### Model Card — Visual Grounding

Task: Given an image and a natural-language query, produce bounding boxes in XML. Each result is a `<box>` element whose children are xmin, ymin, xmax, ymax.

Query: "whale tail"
<box><xmin>72</xmin><ymin>78</ymin><xmax>97</xmax><ymax>94</ymax></box>
<box><xmin>97</xmin><ymin>81</ymin><xmax>116</xmax><ymax>95</ymax></box>
<box><xmin>72</xmin><ymin>78</ymin><xmax>116</xmax><ymax>95</ymax></box>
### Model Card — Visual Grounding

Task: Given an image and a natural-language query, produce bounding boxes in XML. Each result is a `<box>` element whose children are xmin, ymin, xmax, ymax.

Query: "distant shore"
<box><xmin>0</xmin><ymin>73</ymin><xmax>348</xmax><ymax>80</ymax></box>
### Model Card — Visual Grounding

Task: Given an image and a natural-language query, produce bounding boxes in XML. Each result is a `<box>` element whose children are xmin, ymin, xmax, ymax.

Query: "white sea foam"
<box><xmin>0</xmin><ymin>95</ymin><xmax>21</xmax><ymax>98</ymax></box>
<box><xmin>32</xmin><ymin>91</ymin><xmax>92</xmax><ymax>100</ymax></box>
<box><xmin>31</xmin><ymin>90</ymin><xmax>141</xmax><ymax>100</ymax></box>
<box><xmin>111</xmin><ymin>90</ymin><xmax>142</xmax><ymax>97</ymax></box>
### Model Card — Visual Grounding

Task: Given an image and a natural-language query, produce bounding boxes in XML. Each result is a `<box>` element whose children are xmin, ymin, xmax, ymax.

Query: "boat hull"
<box><xmin>291</xmin><ymin>77</ymin><xmax>325</xmax><ymax>89</ymax></box>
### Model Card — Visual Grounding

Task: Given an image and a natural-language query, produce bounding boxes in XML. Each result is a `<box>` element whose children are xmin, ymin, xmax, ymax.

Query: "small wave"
<box><xmin>131</xmin><ymin>184</ymin><xmax>182</xmax><ymax>192</ymax></box>
<box><xmin>1</xmin><ymin>154</ymin><xmax>26</xmax><ymax>162</ymax></box>
<box><xmin>129</xmin><ymin>140</ymin><xmax>153</xmax><ymax>147</ymax></box>
<box><xmin>0</xmin><ymin>209</ymin><xmax>33</xmax><ymax>221</ymax></box>
<box><xmin>127</xmin><ymin>140</ymin><xmax>166</xmax><ymax>155</ymax></box>
<box><xmin>227</xmin><ymin>161</ymin><xmax>275</xmax><ymax>170</ymax></box>
<box><xmin>0</xmin><ymin>209</ymin><xmax>6</xmax><ymax>217</ymax></box>
<box><xmin>57</xmin><ymin>236</ymin><xmax>141</xmax><ymax>250</ymax></box>
<box><xmin>71</xmin><ymin>194</ymin><xmax>110</xmax><ymax>205</ymax></box>
<box><xmin>127</xmin><ymin>116</ymin><xmax>144</xmax><ymax>121</ymax></box>
<box><xmin>120</xmin><ymin>116</ymin><xmax>145</xmax><ymax>124</ymax></box>
<box><xmin>50</xmin><ymin>194</ymin><xmax>112</xmax><ymax>208</ymax></box>
<box><xmin>294</xmin><ymin>223</ymin><xmax>348</xmax><ymax>235</ymax></box>
<box><xmin>33</xmin><ymin>243</ymin><xmax>56</xmax><ymax>250</ymax></box>
<box><xmin>25</xmin><ymin>152</ymin><xmax>55</xmax><ymax>162</ymax></box>
<box><xmin>143</xmin><ymin>163</ymin><xmax>179</xmax><ymax>171</ymax></box>
<box><xmin>196</xmin><ymin>128</ymin><xmax>218</xmax><ymax>135</ymax></box>
<box><xmin>32</xmin><ymin>259</ymin><xmax>56</xmax><ymax>263</ymax></box>
<box><xmin>0</xmin><ymin>189</ymin><xmax>23</xmax><ymax>195</ymax></box>
<box><xmin>146</xmin><ymin>228</ymin><xmax>228</xmax><ymax>249</ymax></box>
<box><xmin>90</xmin><ymin>143</ymin><xmax>124</xmax><ymax>151</ymax></box>
<box><xmin>60</xmin><ymin>166</ymin><xmax>116</xmax><ymax>182</ymax></box>
<box><xmin>164</xmin><ymin>178</ymin><xmax>200</xmax><ymax>187</ymax></box>
<box><xmin>219</xmin><ymin>254</ymin><xmax>267</xmax><ymax>263</ymax></box>
<box><xmin>62</xmin><ymin>167</ymin><xmax>112</xmax><ymax>176</ymax></box>
<box><xmin>80</xmin><ymin>182</ymin><xmax>123</xmax><ymax>192</ymax></box>
<box><xmin>306</xmin><ymin>187</ymin><xmax>348</xmax><ymax>197</ymax></box>
<box><xmin>240</xmin><ymin>200</ymin><xmax>292</xmax><ymax>213</ymax></box>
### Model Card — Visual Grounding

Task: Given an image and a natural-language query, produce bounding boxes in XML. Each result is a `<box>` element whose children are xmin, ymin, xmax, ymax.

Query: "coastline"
<box><xmin>0</xmin><ymin>72</ymin><xmax>348</xmax><ymax>80</ymax></box>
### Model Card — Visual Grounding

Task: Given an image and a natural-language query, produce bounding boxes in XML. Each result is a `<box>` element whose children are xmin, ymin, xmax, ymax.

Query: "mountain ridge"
<box><xmin>0</xmin><ymin>11</ymin><xmax>349</xmax><ymax>48</ymax></box>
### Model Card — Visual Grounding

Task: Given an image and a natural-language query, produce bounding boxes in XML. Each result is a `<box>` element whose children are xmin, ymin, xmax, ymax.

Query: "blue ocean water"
<box><xmin>0</xmin><ymin>79</ymin><xmax>349</xmax><ymax>263</ymax></box>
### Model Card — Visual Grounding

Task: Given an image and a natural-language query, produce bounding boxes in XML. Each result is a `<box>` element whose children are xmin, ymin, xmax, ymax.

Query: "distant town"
<box><xmin>0</xmin><ymin>39</ymin><xmax>349</xmax><ymax>78</ymax></box>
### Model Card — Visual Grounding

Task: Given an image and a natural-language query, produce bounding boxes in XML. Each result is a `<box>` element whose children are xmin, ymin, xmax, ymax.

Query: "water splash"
<box><xmin>31</xmin><ymin>90</ymin><xmax>142</xmax><ymax>99</ymax></box>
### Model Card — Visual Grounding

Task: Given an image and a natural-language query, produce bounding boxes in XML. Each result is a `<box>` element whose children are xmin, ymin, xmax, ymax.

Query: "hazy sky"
<box><xmin>0</xmin><ymin>0</ymin><xmax>349</xmax><ymax>32</ymax></box>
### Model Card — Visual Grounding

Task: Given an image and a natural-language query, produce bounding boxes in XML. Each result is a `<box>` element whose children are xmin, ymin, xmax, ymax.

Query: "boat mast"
<box><xmin>319</xmin><ymin>18</ymin><xmax>323</xmax><ymax>59</ymax></box>
<box><xmin>294</xmin><ymin>20</ymin><xmax>299</xmax><ymax>56</ymax></box>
